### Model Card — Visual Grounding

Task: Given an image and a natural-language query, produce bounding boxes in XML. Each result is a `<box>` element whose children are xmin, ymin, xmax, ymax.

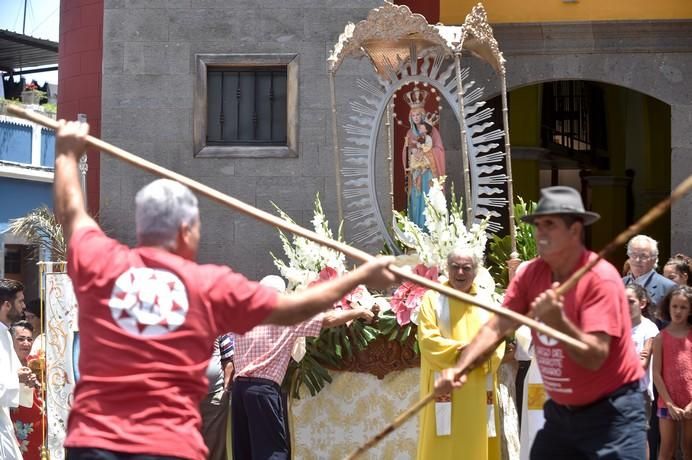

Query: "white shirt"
<box><xmin>631</xmin><ymin>317</ymin><xmax>659</xmax><ymax>398</ymax></box>
<box><xmin>0</xmin><ymin>322</ymin><xmax>23</xmax><ymax>460</ymax></box>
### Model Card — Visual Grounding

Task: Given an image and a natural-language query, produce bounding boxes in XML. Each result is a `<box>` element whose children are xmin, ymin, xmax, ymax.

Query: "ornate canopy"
<box><xmin>327</xmin><ymin>2</ymin><xmax>505</xmax><ymax>76</ymax></box>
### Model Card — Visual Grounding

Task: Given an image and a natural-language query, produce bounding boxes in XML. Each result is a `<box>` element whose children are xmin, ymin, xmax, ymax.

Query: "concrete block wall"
<box><xmin>101</xmin><ymin>0</ymin><xmax>382</xmax><ymax>279</ymax></box>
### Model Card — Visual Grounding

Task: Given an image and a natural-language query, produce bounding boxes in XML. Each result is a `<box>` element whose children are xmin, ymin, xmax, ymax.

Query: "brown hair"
<box><xmin>664</xmin><ymin>256</ymin><xmax>691</xmax><ymax>286</ymax></box>
<box><xmin>0</xmin><ymin>279</ymin><xmax>24</xmax><ymax>303</ymax></box>
<box><xmin>659</xmin><ymin>285</ymin><xmax>692</xmax><ymax>325</ymax></box>
<box><xmin>625</xmin><ymin>283</ymin><xmax>653</xmax><ymax>319</ymax></box>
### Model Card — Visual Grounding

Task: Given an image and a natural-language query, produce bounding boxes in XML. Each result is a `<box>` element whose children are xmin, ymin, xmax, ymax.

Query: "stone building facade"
<box><xmin>62</xmin><ymin>0</ymin><xmax>692</xmax><ymax>277</ymax></box>
<box><xmin>98</xmin><ymin>1</ymin><xmax>382</xmax><ymax>278</ymax></box>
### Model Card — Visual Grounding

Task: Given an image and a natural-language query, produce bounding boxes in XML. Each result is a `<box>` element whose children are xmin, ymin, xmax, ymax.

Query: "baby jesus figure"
<box><xmin>409</xmin><ymin>122</ymin><xmax>434</xmax><ymax>191</ymax></box>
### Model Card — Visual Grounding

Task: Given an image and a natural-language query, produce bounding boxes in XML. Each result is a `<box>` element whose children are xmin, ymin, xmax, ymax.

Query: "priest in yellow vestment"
<box><xmin>417</xmin><ymin>247</ymin><xmax>504</xmax><ymax>460</ymax></box>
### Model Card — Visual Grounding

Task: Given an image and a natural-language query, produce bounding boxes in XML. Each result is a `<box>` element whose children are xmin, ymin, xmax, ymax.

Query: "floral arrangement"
<box><xmin>389</xmin><ymin>264</ymin><xmax>438</xmax><ymax>326</ymax></box>
<box><xmin>273</xmin><ymin>195</ymin><xmax>347</xmax><ymax>290</ymax></box>
<box><xmin>24</xmin><ymin>82</ymin><xmax>40</xmax><ymax>91</ymax></box>
<box><xmin>390</xmin><ymin>177</ymin><xmax>489</xmax><ymax>326</ymax></box>
<box><xmin>271</xmin><ymin>184</ymin><xmax>510</xmax><ymax>398</ymax></box>
<box><xmin>272</xmin><ymin>195</ymin><xmax>387</xmax><ymax>397</ymax></box>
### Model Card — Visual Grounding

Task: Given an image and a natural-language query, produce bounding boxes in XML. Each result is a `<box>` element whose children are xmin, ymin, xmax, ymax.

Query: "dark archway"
<box><xmin>507</xmin><ymin>79</ymin><xmax>672</xmax><ymax>269</ymax></box>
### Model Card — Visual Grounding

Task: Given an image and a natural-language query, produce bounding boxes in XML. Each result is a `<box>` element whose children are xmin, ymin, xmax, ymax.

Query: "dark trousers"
<box><xmin>648</xmin><ymin>388</ymin><xmax>660</xmax><ymax>459</ymax></box>
<box><xmin>531</xmin><ymin>382</ymin><xmax>647</xmax><ymax>459</ymax></box>
<box><xmin>231</xmin><ymin>376</ymin><xmax>289</xmax><ymax>460</ymax></box>
<box><xmin>515</xmin><ymin>359</ymin><xmax>532</xmax><ymax>431</ymax></box>
<box><xmin>67</xmin><ymin>448</ymin><xmax>182</xmax><ymax>460</ymax></box>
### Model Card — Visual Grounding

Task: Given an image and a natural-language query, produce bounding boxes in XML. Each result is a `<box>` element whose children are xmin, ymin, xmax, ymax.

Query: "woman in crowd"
<box><xmin>9</xmin><ymin>321</ymin><xmax>44</xmax><ymax>460</ymax></box>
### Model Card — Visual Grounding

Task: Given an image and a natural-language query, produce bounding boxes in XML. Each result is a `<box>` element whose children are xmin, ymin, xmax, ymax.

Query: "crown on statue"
<box><xmin>404</xmin><ymin>87</ymin><xmax>428</xmax><ymax>110</ymax></box>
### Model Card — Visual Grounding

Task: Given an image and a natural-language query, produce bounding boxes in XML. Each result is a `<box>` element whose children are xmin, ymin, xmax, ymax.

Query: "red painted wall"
<box><xmin>396</xmin><ymin>0</ymin><xmax>440</xmax><ymax>22</ymax></box>
<box><xmin>57</xmin><ymin>0</ymin><xmax>103</xmax><ymax>218</ymax></box>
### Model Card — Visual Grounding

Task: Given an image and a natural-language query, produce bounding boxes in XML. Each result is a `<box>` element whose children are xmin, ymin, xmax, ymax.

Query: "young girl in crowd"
<box><xmin>652</xmin><ymin>285</ymin><xmax>692</xmax><ymax>460</ymax></box>
<box><xmin>627</xmin><ymin>284</ymin><xmax>660</xmax><ymax>460</ymax></box>
<box><xmin>663</xmin><ymin>256</ymin><xmax>691</xmax><ymax>286</ymax></box>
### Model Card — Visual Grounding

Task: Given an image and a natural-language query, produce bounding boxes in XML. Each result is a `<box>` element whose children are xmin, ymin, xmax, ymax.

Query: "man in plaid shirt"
<box><xmin>231</xmin><ymin>275</ymin><xmax>375</xmax><ymax>460</ymax></box>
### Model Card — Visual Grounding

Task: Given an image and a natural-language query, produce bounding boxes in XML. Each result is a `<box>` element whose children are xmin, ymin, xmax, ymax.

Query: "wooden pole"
<box><xmin>3</xmin><ymin>103</ymin><xmax>588</xmax><ymax>349</ymax></box>
<box><xmin>500</xmin><ymin>75</ymin><xmax>517</xmax><ymax>257</ymax></box>
<box><xmin>454</xmin><ymin>52</ymin><xmax>474</xmax><ymax>226</ymax></box>
<box><xmin>328</xmin><ymin>71</ymin><xmax>344</xmax><ymax>224</ymax></box>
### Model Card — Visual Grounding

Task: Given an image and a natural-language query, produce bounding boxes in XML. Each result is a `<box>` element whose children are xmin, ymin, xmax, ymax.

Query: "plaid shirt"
<box><xmin>233</xmin><ymin>314</ymin><xmax>323</xmax><ymax>385</ymax></box>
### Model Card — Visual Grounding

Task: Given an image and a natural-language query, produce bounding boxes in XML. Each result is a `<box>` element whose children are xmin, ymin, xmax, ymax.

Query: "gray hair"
<box><xmin>446</xmin><ymin>246</ymin><xmax>482</xmax><ymax>270</ymax></box>
<box><xmin>10</xmin><ymin>320</ymin><xmax>33</xmax><ymax>337</ymax></box>
<box><xmin>135</xmin><ymin>179</ymin><xmax>199</xmax><ymax>248</ymax></box>
<box><xmin>627</xmin><ymin>234</ymin><xmax>660</xmax><ymax>265</ymax></box>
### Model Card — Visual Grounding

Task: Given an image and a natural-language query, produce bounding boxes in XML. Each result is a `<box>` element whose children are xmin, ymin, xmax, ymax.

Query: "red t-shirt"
<box><xmin>504</xmin><ymin>250</ymin><xmax>643</xmax><ymax>406</ymax></box>
<box><xmin>64</xmin><ymin>226</ymin><xmax>277</xmax><ymax>460</ymax></box>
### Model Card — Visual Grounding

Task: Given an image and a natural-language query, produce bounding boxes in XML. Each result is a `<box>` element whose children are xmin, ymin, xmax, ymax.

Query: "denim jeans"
<box><xmin>531</xmin><ymin>383</ymin><xmax>647</xmax><ymax>459</ymax></box>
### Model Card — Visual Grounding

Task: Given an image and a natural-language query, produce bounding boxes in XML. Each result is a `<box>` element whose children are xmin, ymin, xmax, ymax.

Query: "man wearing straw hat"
<box><xmin>52</xmin><ymin>120</ymin><xmax>397</xmax><ymax>460</ymax></box>
<box><xmin>438</xmin><ymin>186</ymin><xmax>646</xmax><ymax>459</ymax></box>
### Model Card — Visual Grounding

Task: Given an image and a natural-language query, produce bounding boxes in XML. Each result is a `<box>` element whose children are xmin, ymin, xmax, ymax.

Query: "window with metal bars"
<box><xmin>206</xmin><ymin>67</ymin><xmax>287</xmax><ymax>146</ymax></box>
<box><xmin>541</xmin><ymin>81</ymin><xmax>607</xmax><ymax>154</ymax></box>
<box><xmin>194</xmin><ymin>53</ymin><xmax>297</xmax><ymax>158</ymax></box>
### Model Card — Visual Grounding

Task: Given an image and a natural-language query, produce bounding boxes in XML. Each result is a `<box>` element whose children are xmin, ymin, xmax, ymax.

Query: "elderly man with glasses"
<box><xmin>622</xmin><ymin>235</ymin><xmax>676</xmax><ymax>306</ymax></box>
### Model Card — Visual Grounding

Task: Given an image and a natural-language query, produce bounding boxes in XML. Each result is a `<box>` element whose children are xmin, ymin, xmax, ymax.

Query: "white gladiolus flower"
<box><xmin>272</xmin><ymin>196</ymin><xmax>376</xmax><ymax>309</ymax></box>
<box><xmin>393</xmin><ymin>177</ymin><xmax>489</xmax><ymax>277</ymax></box>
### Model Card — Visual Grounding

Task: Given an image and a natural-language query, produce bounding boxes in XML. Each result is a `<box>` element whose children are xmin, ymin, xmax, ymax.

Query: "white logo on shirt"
<box><xmin>536</xmin><ymin>331</ymin><xmax>558</xmax><ymax>347</ymax></box>
<box><xmin>108</xmin><ymin>267</ymin><xmax>189</xmax><ymax>336</ymax></box>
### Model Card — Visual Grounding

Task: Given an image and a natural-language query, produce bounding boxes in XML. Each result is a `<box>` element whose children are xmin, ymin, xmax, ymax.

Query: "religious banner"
<box><xmin>44</xmin><ymin>272</ymin><xmax>78</xmax><ymax>460</ymax></box>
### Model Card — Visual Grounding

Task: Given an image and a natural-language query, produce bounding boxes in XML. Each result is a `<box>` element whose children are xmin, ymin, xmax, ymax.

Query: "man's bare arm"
<box><xmin>53</xmin><ymin>120</ymin><xmax>98</xmax><ymax>241</ymax></box>
<box><xmin>322</xmin><ymin>307</ymin><xmax>374</xmax><ymax>328</ymax></box>
<box><xmin>263</xmin><ymin>257</ymin><xmax>397</xmax><ymax>326</ymax></box>
<box><xmin>222</xmin><ymin>360</ymin><xmax>234</xmax><ymax>390</ymax></box>
<box><xmin>436</xmin><ymin>314</ymin><xmax>516</xmax><ymax>395</ymax></box>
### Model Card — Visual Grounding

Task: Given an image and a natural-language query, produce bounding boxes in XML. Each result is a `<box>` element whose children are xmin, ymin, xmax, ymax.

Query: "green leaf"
<box><xmin>342</xmin><ymin>337</ymin><xmax>352</xmax><ymax>357</ymax></box>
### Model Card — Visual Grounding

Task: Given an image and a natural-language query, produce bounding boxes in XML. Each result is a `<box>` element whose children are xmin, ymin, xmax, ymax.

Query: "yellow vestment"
<box><xmin>416</xmin><ymin>282</ymin><xmax>504</xmax><ymax>460</ymax></box>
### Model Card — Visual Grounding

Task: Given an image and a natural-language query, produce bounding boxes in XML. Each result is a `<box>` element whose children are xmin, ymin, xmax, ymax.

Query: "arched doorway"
<box><xmin>507</xmin><ymin>79</ymin><xmax>672</xmax><ymax>270</ymax></box>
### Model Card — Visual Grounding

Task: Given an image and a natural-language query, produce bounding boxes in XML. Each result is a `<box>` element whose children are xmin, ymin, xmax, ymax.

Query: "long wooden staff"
<box><xmin>345</xmin><ymin>172</ymin><xmax>692</xmax><ymax>460</ymax></box>
<box><xmin>3</xmin><ymin>103</ymin><xmax>588</xmax><ymax>351</ymax></box>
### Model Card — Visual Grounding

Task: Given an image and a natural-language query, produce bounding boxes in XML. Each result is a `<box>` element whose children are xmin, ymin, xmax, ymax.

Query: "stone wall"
<box><xmin>100</xmin><ymin>0</ymin><xmax>382</xmax><ymax>278</ymax></box>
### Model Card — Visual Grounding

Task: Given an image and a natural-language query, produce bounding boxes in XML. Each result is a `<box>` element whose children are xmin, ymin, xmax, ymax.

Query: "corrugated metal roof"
<box><xmin>0</xmin><ymin>29</ymin><xmax>58</xmax><ymax>73</ymax></box>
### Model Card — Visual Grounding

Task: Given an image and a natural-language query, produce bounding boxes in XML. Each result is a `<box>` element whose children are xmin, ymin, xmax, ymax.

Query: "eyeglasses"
<box><xmin>628</xmin><ymin>253</ymin><xmax>654</xmax><ymax>261</ymax></box>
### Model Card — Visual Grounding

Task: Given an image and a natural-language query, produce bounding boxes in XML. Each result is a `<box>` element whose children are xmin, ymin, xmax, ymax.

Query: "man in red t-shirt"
<box><xmin>53</xmin><ymin>121</ymin><xmax>397</xmax><ymax>460</ymax></box>
<box><xmin>437</xmin><ymin>186</ymin><xmax>646</xmax><ymax>459</ymax></box>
